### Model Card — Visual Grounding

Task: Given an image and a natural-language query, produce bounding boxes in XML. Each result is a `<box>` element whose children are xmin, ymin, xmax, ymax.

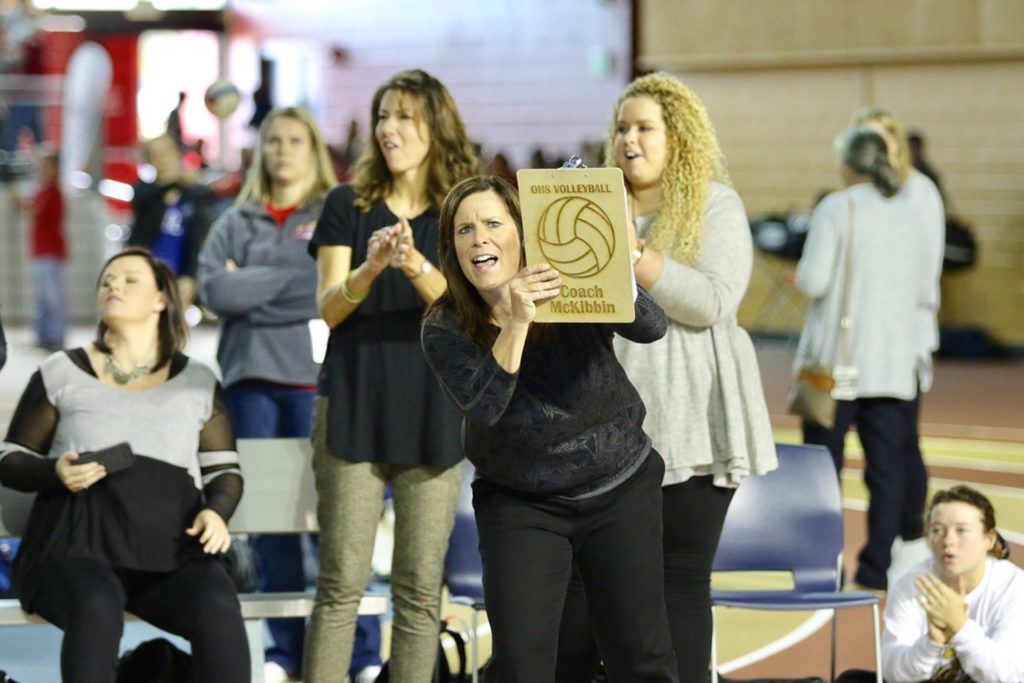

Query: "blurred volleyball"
<box><xmin>204</xmin><ymin>79</ymin><xmax>241</xmax><ymax>119</ymax></box>
<box><xmin>537</xmin><ymin>197</ymin><xmax>616</xmax><ymax>277</ymax></box>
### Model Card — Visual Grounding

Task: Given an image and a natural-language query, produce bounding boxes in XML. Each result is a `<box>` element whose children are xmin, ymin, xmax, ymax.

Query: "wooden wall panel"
<box><xmin>663</xmin><ymin>61</ymin><xmax>1024</xmax><ymax>344</ymax></box>
<box><xmin>640</xmin><ymin>3</ymin><xmax>1024</xmax><ymax>345</ymax></box>
<box><xmin>641</xmin><ymin>0</ymin><xmax>1024</xmax><ymax>68</ymax></box>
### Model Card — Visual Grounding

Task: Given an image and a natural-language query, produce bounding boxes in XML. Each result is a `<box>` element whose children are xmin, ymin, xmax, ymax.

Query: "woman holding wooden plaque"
<box><xmin>423</xmin><ymin>175</ymin><xmax>679</xmax><ymax>682</ymax></box>
<box><xmin>557</xmin><ymin>73</ymin><xmax>778</xmax><ymax>683</ymax></box>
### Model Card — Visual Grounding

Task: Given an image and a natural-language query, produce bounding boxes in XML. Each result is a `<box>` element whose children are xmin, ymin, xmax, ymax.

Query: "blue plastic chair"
<box><xmin>710</xmin><ymin>443</ymin><xmax>881</xmax><ymax>683</ymax></box>
<box><xmin>444</xmin><ymin>466</ymin><xmax>486</xmax><ymax>683</ymax></box>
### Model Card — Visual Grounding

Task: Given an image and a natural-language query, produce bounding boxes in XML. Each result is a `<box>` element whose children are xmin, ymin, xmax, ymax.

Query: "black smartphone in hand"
<box><xmin>77</xmin><ymin>442</ymin><xmax>135</xmax><ymax>474</ymax></box>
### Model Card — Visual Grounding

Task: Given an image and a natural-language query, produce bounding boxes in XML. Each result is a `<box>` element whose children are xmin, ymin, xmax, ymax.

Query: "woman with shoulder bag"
<box><xmin>793</xmin><ymin>126</ymin><xmax>934</xmax><ymax>592</ymax></box>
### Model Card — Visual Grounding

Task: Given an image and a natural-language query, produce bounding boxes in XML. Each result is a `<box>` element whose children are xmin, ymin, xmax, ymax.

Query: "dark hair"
<box><xmin>927</xmin><ymin>485</ymin><xmax>1010</xmax><ymax>560</ymax></box>
<box><xmin>837</xmin><ymin>126</ymin><xmax>901</xmax><ymax>198</ymax></box>
<box><xmin>430</xmin><ymin>175</ymin><xmax>551</xmax><ymax>348</ymax></box>
<box><xmin>352</xmin><ymin>69</ymin><xmax>479</xmax><ymax>212</ymax></box>
<box><xmin>93</xmin><ymin>247</ymin><xmax>188</xmax><ymax>372</ymax></box>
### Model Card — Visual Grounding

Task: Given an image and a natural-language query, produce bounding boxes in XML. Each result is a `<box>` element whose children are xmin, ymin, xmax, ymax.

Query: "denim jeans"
<box><xmin>803</xmin><ymin>395</ymin><xmax>926</xmax><ymax>590</ymax></box>
<box><xmin>31</xmin><ymin>258</ymin><xmax>67</xmax><ymax>348</ymax></box>
<box><xmin>224</xmin><ymin>381</ymin><xmax>382</xmax><ymax>678</ymax></box>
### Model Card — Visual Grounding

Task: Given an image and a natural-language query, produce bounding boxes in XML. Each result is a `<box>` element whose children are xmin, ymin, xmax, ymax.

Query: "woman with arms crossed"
<box><xmin>199</xmin><ymin>106</ymin><xmax>367</xmax><ymax>682</ymax></box>
<box><xmin>423</xmin><ymin>176</ymin><xmax>678</xmax><ymax>682</ymax></box>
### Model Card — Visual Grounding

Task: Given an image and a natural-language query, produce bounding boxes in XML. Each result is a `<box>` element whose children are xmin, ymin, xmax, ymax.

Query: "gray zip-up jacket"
<box><xmin>198</xmin><ymin>199</ymin><xmax>324</xmax><ymax>388</ymax></box>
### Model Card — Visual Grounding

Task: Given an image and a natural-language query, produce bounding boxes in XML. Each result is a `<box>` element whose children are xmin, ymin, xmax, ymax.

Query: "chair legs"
<box><xmin>872</xmin><ymin>603</ymin><xmax>882</xmax><ymax>683</ymax></box>
<box><xmin>470</xmin><ymin>605</ymin><xmax>481</xmax><ymax>683</ymax></box>
<box><xmin>710</xmin><ymin>606</ymin><xmax>719</xmax><ymax>683</ymax></box>
<box><xmin>830</xmin><ymin>608</ymin><xmax>838</xmax><ymax>682</ymax></box>
<box><xmin>711</xmin><ymin>603</ymin><xmax>881</xmax><ymax>682</ymax></box>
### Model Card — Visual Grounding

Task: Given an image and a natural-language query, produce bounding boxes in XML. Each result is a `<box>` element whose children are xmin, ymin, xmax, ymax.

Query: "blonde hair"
<box><xmin>237</xmin><ymin>107</ymin><xmax>338</xmax><ymax>206</ymax></box>
<box><xmin>605</xmin><ymin>72</ymin><xmax>730</xmax><ymax>264</ymax></box>
<box><xmin>852</xmin><ymin>106</ymin><xmax>911</xmax><ymax>182</ymax></box>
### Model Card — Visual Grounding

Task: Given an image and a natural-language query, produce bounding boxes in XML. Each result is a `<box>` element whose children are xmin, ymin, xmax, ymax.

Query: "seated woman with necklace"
<box><xmin>0</xmin><ymin>247</ymin><xmax>250</xmax><ymax>682</ymax></box>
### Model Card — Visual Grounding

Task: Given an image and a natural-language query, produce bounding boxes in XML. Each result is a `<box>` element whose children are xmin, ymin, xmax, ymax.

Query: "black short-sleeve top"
<box><xmin>308</xmin><ymin>184</ymin><xmax>462</xmax><ymax>467</ymax></box>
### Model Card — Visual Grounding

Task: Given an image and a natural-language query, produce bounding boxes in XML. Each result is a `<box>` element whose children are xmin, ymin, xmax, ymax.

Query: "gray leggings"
<box><xmin>304</xmin><ymin>398</ymin><xmax>463</xmax><ymax>683</ymax></box>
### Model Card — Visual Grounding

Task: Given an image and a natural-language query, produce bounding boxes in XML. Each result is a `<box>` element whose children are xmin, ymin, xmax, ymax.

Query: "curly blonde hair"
<box><xmin>605</xmin><ymin>72</ymin><xmax>729</xmax><ymax>264</ymax></box>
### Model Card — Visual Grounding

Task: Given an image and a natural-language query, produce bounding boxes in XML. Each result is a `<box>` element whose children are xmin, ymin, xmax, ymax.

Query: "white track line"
<box><xmin>719</xmin><ymin>609</ymin><xmax>834</xmax><ymax>674</ymax></box>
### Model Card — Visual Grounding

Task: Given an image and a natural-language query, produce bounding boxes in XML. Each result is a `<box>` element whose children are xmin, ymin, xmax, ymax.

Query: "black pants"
<box><xmin>32</xmin><ymin>557</ymin><xmax>250</xmax><ymax>683</ymax></box>
<box><xmin>557</xmin><ymin>475</ymin><xmax>735</xmax><ymax>683</ymax></box>
<box><xmin>803</xmin><ymin>395</ymin><xmax>928</xmax><ymax>589</ymax></box>
<box><xmin>473</xmin><ymin>452</ymin><xmax>678</xmax><ymax>683</ymax></box>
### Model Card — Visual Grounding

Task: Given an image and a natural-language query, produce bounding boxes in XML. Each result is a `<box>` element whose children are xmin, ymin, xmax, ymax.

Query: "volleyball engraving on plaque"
<box><xmin>537</xmin><ymin>197</ymin><xmax>615</xmax><ymax>278</ymax></box>
<box><xmin>518</xmin><ymin>167</ymin><xmax>634</xmax><ymax>323</ymax></box>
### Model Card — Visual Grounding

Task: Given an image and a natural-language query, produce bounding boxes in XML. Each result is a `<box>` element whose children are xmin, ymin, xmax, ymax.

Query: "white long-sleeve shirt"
<box><xmin>882</xmin><ymin>557</ymin><xmax>1024</xmax><ymax>683</ymax></box>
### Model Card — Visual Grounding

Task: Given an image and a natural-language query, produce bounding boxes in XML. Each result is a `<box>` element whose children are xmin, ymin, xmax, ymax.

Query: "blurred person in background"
<box><xmin>485</xmin><ymin>151</ymin><xmax>516</xmax><ymax>186</ymax></box>
<box><xmin>556</xmin><ymin>72</ymin><xmax>777</xmax><ymax>683</ymax></box>
<box><xmin>166</xmin><ymin>91</ymin><xmax>186</xmax><ymax>151</ymax></box>
<box><xmin>795</xmin><ymin>126</ymin><xmax>935</xmax><ymax>592</ymax></box>
<box><xmin>0</xmin><ymin>307</ymin><xmax>6</xmax><ymax>370</ymax></box>
<box><xmin>130</xmin><ymin>133</ymin><xmax>213</xmax><ymax>308</ymax></box>
<box><xmin>199</xmin><ymin>106</ymin><xmax>381</xmax><ymax>683</ymax></box>
<box><xmin>907</xmin><ymin>131</ymin><xmax>944</xmax><ymax>200</ymax></box>
<box><xmin>304</xmin><ymin>69</ymin><xmax>477</xmax><ymax>683</ymax></box>
<box><xmin>851</xmin><ymin>107</ymin><xmax>945</xmax><ymax>586</ymax></box>
<box><xmin>24</xmin><ymin>150</ymin><xmax>67</xmax><ymax>351</ymax></box>
<box><xmin>0</xmin><ymin>0</ymin><xmax>44</xmax><ymax>152</ymax></box>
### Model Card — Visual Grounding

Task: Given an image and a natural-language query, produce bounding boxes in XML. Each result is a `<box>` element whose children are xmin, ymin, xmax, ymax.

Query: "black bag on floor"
<box><xmin>116</xmin><ymin>638</ymin><xmax>194</xmax><ymax>683</ymax></box>
<box><xmin>376</xmin><ymin>620</ymin><xmax>469</xmax><ymax>683</ymax></box>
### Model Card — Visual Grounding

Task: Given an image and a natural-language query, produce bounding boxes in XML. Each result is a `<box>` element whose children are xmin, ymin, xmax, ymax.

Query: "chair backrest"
<box><xmin>0</xmin><ymin>438</ymin><xmax>318</xmax><ymax>538</ymax></box>
<box><xmin>0</xmin><ymin>485</ymin><xmax>32</xmax><ymax>538</ymax></box>
<box><xmin>227</xmin><ymin>438</ymin><xmax>319</xmax><ymax>534</ymax></box>
<box><xmin>712</xmin><ymin>443</ymin><xmax>843</xmax><ymax>593</ymax></box>
<box><xmin>444</xmin><ymin>464</ymin><xmax>484</xmax><ymax>601</ymax></box>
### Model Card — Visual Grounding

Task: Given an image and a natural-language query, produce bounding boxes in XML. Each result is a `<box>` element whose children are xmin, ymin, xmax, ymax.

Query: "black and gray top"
<box><xmin>421</xmin><ymin>289</ymin><xmax>667</xmax><ymax>498</ymax></box>
<box><xmin>0</xmin><ymin>350</ymin><xmax>243</xmax><ymax>610</ymax></box>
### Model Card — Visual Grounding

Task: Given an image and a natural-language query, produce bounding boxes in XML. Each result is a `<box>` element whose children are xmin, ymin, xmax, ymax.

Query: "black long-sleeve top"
<box><xmin>422</xmin><ymin>288</ymin><xmax>667</xmax><ymax>497</ymax></box>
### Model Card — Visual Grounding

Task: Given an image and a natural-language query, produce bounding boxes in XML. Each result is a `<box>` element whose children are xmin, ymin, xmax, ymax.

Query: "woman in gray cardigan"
<box><xmin>557</xmin><ymin>72</ymin><xmax>777</xmax><ymax>683</ymax></box>
<box><xmin>795</xmin><ymin>126</ymin><xmax>935</xmax><ymax>591</ymax></box>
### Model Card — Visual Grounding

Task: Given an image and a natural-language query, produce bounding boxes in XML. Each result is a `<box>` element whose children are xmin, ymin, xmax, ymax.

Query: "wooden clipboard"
<box><xmin>517</xmin><ymin>167</ymin><xmax>634</xmax><ymax>323</ymax></box>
